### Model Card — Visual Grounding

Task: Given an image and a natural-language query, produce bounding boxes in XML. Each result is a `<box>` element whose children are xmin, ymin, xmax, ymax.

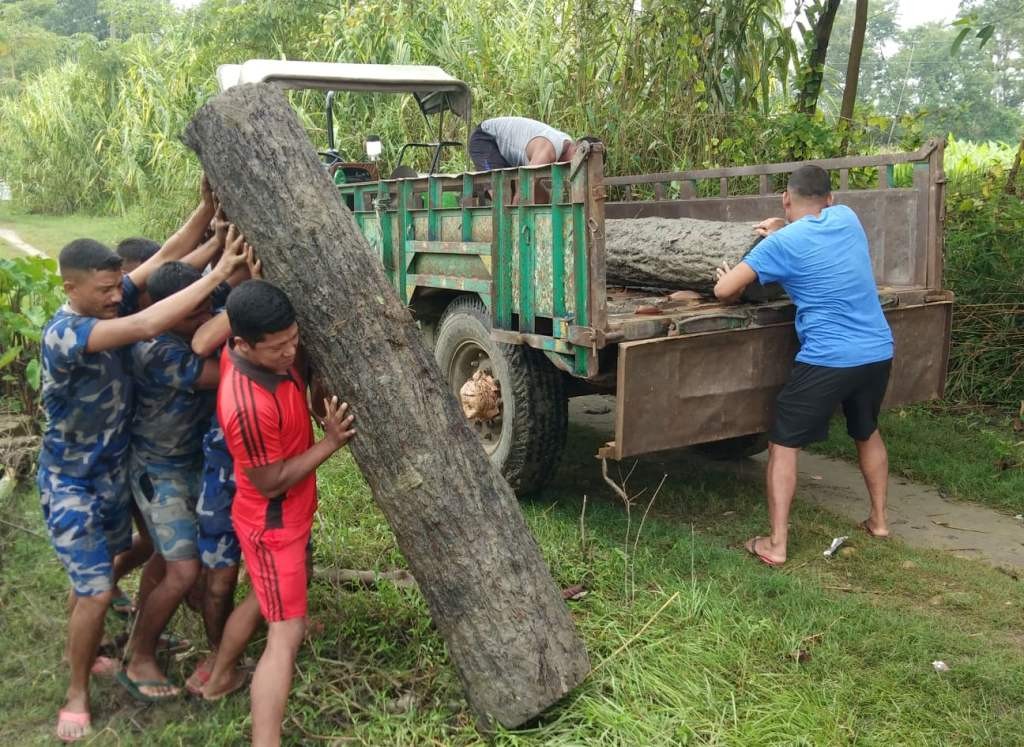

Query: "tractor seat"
<box><xmin>390</xmin><ymin>165</ymin><xmax>418</xmax><ymax>179</ymax></box>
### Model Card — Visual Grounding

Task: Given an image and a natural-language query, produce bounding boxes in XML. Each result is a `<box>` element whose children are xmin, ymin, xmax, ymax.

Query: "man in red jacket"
<box><xmin>209</xmin><ymin>279</ymin><xmax>354</xmax><ymax>746</ymax></box>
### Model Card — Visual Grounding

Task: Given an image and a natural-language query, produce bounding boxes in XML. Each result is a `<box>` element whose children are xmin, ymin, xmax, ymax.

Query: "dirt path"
<box><xmin>0</xmin><ymin>228</ymin><xmax>46</xmax><ymax>258</ymax></box>
<box><xmin>571</xmin><ymin>395</ymin><xmax>1024</xmax><ymax>571</ymax></box>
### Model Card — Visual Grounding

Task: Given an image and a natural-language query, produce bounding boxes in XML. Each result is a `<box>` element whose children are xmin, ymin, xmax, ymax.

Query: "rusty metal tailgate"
<box><xmin>599</xmin><ymin>301</ymin><xmax>952</xmax><ymax>460</ymax></box>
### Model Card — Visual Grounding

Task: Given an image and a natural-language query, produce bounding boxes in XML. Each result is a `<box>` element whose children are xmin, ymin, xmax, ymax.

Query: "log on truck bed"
<box><xmin>605</xmin><ymin>216</ymin><xmax>782</xmax><ymax>300</ymax></box>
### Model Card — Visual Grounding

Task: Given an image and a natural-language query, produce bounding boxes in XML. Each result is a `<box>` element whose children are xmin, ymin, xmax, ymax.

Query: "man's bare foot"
<box><xmin>744</xmin><ymin>536</ymin><xmax>786</xmax><ymax>566</ymax></box>
<box><xmin>859</xmin><ymin>518</ymin><xmax>890</xmax><ymax>538</ymax></box>
<box><xmin>201</xmin><ymin>667</ymin><xmax>248</xmax><ymax>701</ymax></box>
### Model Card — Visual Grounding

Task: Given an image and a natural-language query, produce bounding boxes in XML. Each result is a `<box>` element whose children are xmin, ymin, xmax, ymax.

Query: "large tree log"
<box><xmin>605</xmin><ymin>216</ymin><xmax>782</xmax><ymax>300</ymax></box>
<box><xmin>183</xmin><ymin>83</ymin><xmax>590</xmax><ymax>728</ymax></box>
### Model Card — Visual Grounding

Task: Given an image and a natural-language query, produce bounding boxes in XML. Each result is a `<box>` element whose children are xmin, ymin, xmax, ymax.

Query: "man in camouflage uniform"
<box><xmin>197</xmin><ymin>424</ymin><xmax>238</xmax><ymax>611</ymax></box>
<box><xmin>185</xmin><ymin>251</ymin><xmax>258</xmax><ymax>695</ymax></box>
<box><xmin>39</xmin><ymin>210</ymin><xmax>245</xmax><ymax>741</ymax></box>
<box><xmin>119</xmin><ymin>261</ymin><xmax>224</xmax><ymax>701</ymax></box>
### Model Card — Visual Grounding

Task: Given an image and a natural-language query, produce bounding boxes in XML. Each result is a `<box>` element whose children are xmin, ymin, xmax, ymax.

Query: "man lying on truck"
<box><xmin>713</xmin><ymin>164</ymin><xmax>894</xmax><ymax>567</ymax></box>
<box><xmin>468</xmin><ymin>116</ymin><xmax>578</xmax><ymax>170</ymax></box>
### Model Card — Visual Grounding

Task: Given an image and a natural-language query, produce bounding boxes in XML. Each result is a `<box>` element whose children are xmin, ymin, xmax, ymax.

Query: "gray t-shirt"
<box><xmin>479</xmin><ymin>117</ymin><xmax>572</xmax><ymax>166</ymax></box>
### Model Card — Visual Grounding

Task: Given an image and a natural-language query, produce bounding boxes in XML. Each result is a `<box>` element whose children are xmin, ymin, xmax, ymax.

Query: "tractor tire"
<box><xmin>694</xmin><ymin>432</ymin><xmax>770</xmax><ymax>460</ymax></box>
<box><xmin>433</xmin><ymin>296</ymin><xmax>568</xmax><ymax>495</ymax></box>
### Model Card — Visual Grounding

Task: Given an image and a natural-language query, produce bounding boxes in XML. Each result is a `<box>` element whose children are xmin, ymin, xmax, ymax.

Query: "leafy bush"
<box><xmin>941</xmin><ymin>139</ymin><xmax>1024</xmax><ymax>404</ymax></box>
<box><xmin>0</xmin><ymin>0</ymin><xmax>886</xmax><ymax>238</ymax></box>
<box><xmin>0</xmin><ymin>257</ymin><xmax>63</xmax><ymax>416</ymax></box>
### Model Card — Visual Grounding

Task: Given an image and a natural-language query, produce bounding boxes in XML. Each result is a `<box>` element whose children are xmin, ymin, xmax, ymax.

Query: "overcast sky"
<box><xmin>170</xmin><ymin>0</ymin><xmax>964</xmax><ymax>30</ymax></box>
<box><xmin>895</xmin><ymin>0</ymin><xmax>962</xmax><ymax>28</ymax></box>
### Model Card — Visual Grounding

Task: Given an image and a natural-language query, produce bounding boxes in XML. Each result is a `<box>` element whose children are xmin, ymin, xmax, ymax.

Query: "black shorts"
<box><xmin>468</xmin><ymin>126</ymin><xmax>510</xmax><ymax>171</ymax></box>
<box><xmin>770</xmin><ymin>359</ymin><xmax>892</xmax><ymax>448</ymax></box>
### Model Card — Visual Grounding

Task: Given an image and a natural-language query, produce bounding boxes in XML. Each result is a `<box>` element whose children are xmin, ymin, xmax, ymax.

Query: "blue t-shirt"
<box><xmin>38</xmin><ymin>275</ymin><xmax>141</xmax><ymax>480</ymax></box>
<box><xmin>743</xmin><ymin>204</ymin><xmax>893</xmax><ymax>367</ymax></box>
<box><xmin>130</xmin><ymin>332</ymin><xmax>214</xmax><ymax>466</ymax></box>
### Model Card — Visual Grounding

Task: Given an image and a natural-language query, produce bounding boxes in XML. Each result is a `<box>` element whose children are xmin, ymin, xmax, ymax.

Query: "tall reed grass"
<box><xmin>0</xmin><ymin>0</ymin><xmax>835</xmax><ymax>236</ymax></box>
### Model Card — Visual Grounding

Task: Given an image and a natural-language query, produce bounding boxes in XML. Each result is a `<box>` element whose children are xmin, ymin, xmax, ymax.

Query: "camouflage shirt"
<box><xmin>198</xmin><ymin>420</ymin><xmax>234</xmax><ymax>515</ymax></box>
<box><xmin>130</xmin><ymin>332</ymin><xmax>214</xmax><ymax>466</ymax></box>
<box><xmin>37</xmin><ymin>276</ymin><xmax>140</xmax><ymax>479</ymax></box>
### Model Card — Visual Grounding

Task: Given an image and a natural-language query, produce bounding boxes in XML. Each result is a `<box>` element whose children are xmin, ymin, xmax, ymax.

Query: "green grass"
<box><xmin>813</xmin><ymin>406</ymin><xmax>1024</xmax><ymax>514</ymax></box>
<box><xmin>3</xmin><ymin>424</ymin><xmax>1024</xmax><ymax>745</ymax></box>
<box><xmin>0</xmin><ymin>203</ymin><xmax>145</xmax><ymax>257</ymax></box>
<box><xmin>0</xmin><ymin>235</ymin><xmax>23</xmax><ymax>259</ymax></box>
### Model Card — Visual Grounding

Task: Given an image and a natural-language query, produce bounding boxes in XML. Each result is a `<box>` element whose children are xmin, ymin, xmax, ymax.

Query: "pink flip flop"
<box><xmin>56</xmin><ymin>709</ymin><xmax>92</xmax><ymax>743</ymax></box>
<box><xmin>859</xmin><ymin>519</ymin><xmax>890</xmax><ymax>539</ymax></box>
<box><xmin>745</xmin><ymin>537</ymin><xmax>782</xmax><ymax>567</ymax></box>
<box><xmin>91</xmin><ymin>655</ymin><xmax>120</xmax><ymax>677</ymax></box>
<box><xmin>186</xmin><ymin>664</ymin><xmax>212</xmax><ymax>696</ymax></box>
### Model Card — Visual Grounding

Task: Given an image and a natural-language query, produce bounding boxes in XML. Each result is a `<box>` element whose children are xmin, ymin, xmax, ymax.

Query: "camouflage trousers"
<box><xmin>129</xmin><ymin>454</ymin><xmax>201</xmax><ymax>562</ymax></box>
<box><xmin>38</xmin><ymin>461</ymin><xmax>132</xmax><ymax>596</ymax></box>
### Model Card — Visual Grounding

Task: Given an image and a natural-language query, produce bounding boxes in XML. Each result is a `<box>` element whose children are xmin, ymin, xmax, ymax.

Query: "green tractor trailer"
<box><xmin>218</xmin><ymin>60</ymin><xmax>954</xmax><ymax>494</ymax></box>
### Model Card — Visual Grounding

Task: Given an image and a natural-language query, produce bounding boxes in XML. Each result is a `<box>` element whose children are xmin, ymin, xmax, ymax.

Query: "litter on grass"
<box><xmin>823</xmin><ymin>536</ymin><xmax>848</xmax><ymax>558</ymax></box>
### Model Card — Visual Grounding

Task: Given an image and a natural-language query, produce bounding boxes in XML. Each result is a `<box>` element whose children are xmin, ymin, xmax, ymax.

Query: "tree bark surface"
<box><xmin>605</xmin><ymin>217</ymin><xmax>782</xmax><ymax>300</ymax></box>
<box><xmin>795</xmin><ymin>0</ymin><xmax>842</xmax><ymax>115</ymax></box>
<box><xmin>183</xmin><ymin>82</ymin><xmax>590</xmax><ymax>729</ymax></box>
<box><xmin>840</xmin><ymin>0</ymin><xmax>868</xmax><ymax>150</ymax></box>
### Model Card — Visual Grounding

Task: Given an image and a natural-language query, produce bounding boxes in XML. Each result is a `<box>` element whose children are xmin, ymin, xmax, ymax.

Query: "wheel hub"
<box><xmin>459</xmin><ymin>369</ymin><xmax>500</xmax><ymax>422</ymax></box>
<box><xmin>449</xmin><ymin>342</ymin><xmax>503</xmax><ymax>454</ymax></box>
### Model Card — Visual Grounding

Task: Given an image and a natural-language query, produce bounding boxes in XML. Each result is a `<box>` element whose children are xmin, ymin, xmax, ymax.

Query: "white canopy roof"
<box><xmin>216</xmin><ymin>60</ymin><xmax>472</xmax><ymax>119</ymax></box>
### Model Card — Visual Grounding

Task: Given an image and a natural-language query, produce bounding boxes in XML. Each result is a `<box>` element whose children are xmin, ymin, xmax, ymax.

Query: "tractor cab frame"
<box><xmin>216</xmin><ymin>59</ymin><xmax>472</xmax><ymax>181</ymax></box>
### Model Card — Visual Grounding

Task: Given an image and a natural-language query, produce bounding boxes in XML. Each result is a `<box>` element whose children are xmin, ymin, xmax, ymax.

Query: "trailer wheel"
<box><xmin>695</xmin><ymin>433</ymin><xmax>770</xmax><ymax>460</ymax></box>
<box><xmin>434</xmin><ymin>296</ymin><xmax>567</xmax><ymax>495</ymax></box>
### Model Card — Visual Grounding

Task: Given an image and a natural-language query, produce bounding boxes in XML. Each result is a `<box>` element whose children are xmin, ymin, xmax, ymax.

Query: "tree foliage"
<box><xmin>0</xmin><ymin>0</ymin><xmax>1017</xmax><ymax>234</ymax></box>
<box><xmin>822</xmin><ymin>0</ymin><xmax>1024</xmax><ymax>143</ymax></box>
<box><xmin>793</xmin><ymin>0</ymin><xmax>841</xmax><ymax>115</ymax></box>
<box><xmin>0</xmin><ymin>0</ymin><xmax>837</xmax><ymax>234</ymax></box>
<box><xmin>0</xmin><ymin>256</ymin><xmax>63</xmax><ymax>413</ymax></box>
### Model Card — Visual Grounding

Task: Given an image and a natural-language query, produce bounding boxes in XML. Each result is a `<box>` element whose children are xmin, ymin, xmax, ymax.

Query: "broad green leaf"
<box><xmin>0</xmin><ymin>345</ymin><xmax>23</xmax><ymax>369</ymax></box>
<box><xmin>951</xmin><ymin>27</ymin><xmax>971</xmax><ymax>57</ymax></box>
<box><xmin>26</xmin><ymin>358</ymin><xmax>41</xmax><ymax>390</ymax></box>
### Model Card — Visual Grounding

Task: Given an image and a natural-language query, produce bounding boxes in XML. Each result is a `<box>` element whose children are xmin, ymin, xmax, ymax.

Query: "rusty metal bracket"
<box><xmin>569</xmin><ymin>140</ymin><xmax>605</xmax><ymax>181</ymax></box>
<box><xmin>566</xmin><ymin>325</ymin><xmax>622</xmax><ymax>349</ymax></box>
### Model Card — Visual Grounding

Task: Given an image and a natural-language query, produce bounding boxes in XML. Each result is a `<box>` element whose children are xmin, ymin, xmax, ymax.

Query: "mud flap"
<box><xmin>598</xmin><ymin>301</ymin><xmax>953</xmax><ymax>460</ymax></box>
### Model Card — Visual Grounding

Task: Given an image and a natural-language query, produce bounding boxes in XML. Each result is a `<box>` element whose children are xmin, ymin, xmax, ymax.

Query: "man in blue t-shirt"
<box><xmin>120</xmin><ymin>261</ymin><xmax>221</xmax><ymax>703</ymax></box>
<box><xmin>714</xmin><ymin>164</ymin><xmax>894</xmax><ymax>567</ymax></box>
